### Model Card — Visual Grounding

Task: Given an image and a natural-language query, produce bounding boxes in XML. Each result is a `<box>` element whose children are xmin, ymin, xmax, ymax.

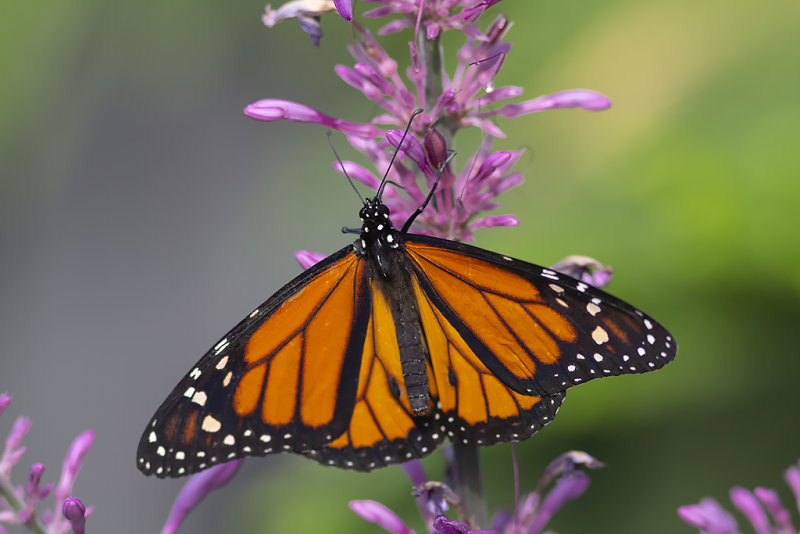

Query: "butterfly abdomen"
<box><xmin>371</xmin><ymin>243</ymin><xmax>432</xmax><ymax>417</ymax></box>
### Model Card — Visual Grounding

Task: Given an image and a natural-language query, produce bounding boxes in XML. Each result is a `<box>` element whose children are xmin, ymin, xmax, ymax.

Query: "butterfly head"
<box><xmin>358</xmin><ymin>198</ymin><xmax>399</xmax><ymax>246</ymax></box>
<box><xmin>355</xmin><ymin>198</ymin><xmax>402</xmax><ymax>278</ymax></box>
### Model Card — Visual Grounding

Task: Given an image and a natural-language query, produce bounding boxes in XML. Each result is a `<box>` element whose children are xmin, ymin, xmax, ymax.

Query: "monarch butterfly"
<box><xmin>137</xmin><ymin>115</ymin><xmax>676</xmax><ymax>478</ymax></box>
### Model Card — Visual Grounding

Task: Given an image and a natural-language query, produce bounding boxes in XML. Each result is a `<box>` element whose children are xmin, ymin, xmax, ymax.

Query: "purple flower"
<box><xmin>55</xmin><ymin>430</ymin><xmax>94</xmax><ymax>506</ymax></box>
<box><xmin>262</xmin><ymin>0</ymin><xmax>352</xmax><ymax>46</ymax></box>
<box><xmin>0</xmin><ymin>415</ymin><xmax>30</xmax><ymax>478</ymax></box>
<box><xmin>161</xmin><ymin>460</ymin><xmax>242</xmax><ymax>534</ymax></box>
<box><xmin>350</xmin><ymin>500</ymin><xmax>415</xmax><ymax>534</ymax></box>
<box><xmin>549</xmin><ymin>255</ymin><xmax>614</xmax><ymax>289</ymax></box>
<box><xmin>249</xmin><ymin>4</ymin><xmax>612</xmax><ymax>246</ymax></box>
<box><xmin>295</xmin><ymin>250</ymin><xmax>326</xmax><ymax>269</ymax></box>
<box><xmin>333</xmin><ymin>0</ymin><xmax>352</xmax><ymax>21</ymax></box>
<box><xmin>18</xmin><ymin>463</ymin><xmax>54</xmax><ymax>523</ymax></box>
<box><xmin>678</xmin><ymin>498</ymin><xmax>740</xmax><ymax>534</ymax></box>
<box><xmin>679</xmin><ymin>459</ymin><xmax>800</xmax><ymax>534</ymax></box>
<box><xmin>362</xmin><ymin>0</ymin><xmax>509</xmax><ymax>39</ymax></box>
<box><xmin>244</xmin><ymin>99</ymin><xmax>381</xmax><ymax>138</ymax></box>
<box><xmin>351</xmin><ymin>451</ymin><xmax>601</xmax><ymax>533</ymax></box>
<box><xmin>62</xmin><ymin>497</ymin><xmax>86</xmax><ymax>534</ymax></box>
<box><xmin>0</xmin><ymin>394</ymin><xmax>10</xmax><ymax>417</ymax></box>
<box><xmin>0</xmin><ymin>393</ymin><xmax>94</xmax><ymax>534</ymax></box>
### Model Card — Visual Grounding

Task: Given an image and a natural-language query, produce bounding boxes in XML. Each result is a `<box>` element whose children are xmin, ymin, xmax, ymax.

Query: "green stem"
<box><xmin>0</xmin><ymin>475</ymin><xmax>47</xmax><ymax>534</ymax></box>
<box><xmin>452</xmin><ymin>441</ymin><xmax>487</xmax><ymax>528</ymax></box>
<box><xmin>419</xmin><ymin>33</ymin><xmax>443</xmax><ymax>120</ymax></box>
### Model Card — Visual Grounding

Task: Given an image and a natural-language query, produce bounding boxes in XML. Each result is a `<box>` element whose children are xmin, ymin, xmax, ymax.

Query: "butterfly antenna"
<box><xmin>400</xmin><ymin>151</ymin><xmax>456</xmax><ymax>235</ymax></box>
<box><xmin>328</xmin><ymin>131</ymin><xmax>364</xmax><ymax>205</ymax></box>
<box><xmin>377</xmin><ymin>108</ymin><xmax>424</xmax><ymax>200</ymax></box>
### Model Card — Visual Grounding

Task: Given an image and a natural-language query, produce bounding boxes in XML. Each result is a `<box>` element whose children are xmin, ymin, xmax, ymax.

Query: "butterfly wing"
<box><xmin>411</xmin><ymin>273</ymin><xmax>565</xmax><ymax>446</ymax></box>
<box><xmin>137</xmin><ymin>246</ymin><xmax>372</xmax><ymax>477</ymax></box>
<box><xmin>304</xmin><ymin>282</ymin><xmax>444</xmax><ymax>470</ymax></box>
<box><xmin>403</xmin><ymin>234</ymin><xmax>675</xmax><ymax>442</ymax></box>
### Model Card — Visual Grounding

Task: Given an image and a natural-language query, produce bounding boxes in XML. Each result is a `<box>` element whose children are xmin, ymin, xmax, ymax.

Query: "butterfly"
<box><xmin>137</xmin><ymin>119</ymin><xmax>676</xmax><ymax>478</ymax></box>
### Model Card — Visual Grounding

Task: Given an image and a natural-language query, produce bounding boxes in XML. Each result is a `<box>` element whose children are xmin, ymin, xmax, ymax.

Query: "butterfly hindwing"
<box><xmin>404</xmin><ymin>235</ymin><xmax>676</xmax><ymax>398</ymax></box>
<box><xmin>137</xmin><ymin>246</ymin><xmax>370</xmax><ymax>477</ymax></box>
<box><xmin>411</xmin><ymin>272</ymin><xmax>565</xmax><ymax>446</ymax></box>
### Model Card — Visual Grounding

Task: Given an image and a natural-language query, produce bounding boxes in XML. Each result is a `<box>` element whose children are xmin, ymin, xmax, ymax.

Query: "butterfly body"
<box><xmin>355</xmin><ymin>199</ymin><xmax>433</xmax><ymax>416</ymax></box>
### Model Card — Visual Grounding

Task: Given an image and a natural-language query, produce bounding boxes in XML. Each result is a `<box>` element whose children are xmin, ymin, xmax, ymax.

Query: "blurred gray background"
<box><xmin>2</xmin><ymin>1</ymin><xmax>799</xmax><ymax>533</ymax></box>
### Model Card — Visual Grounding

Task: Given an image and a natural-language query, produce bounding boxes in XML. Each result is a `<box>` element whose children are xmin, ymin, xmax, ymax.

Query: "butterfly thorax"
<box><xmin>353</xmin><ymin>198</ymin><xmax>432</xmax><ymax>416</ymax></box>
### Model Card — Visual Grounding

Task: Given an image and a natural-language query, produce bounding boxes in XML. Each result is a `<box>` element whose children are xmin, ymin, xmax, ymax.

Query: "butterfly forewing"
<box><xmin>404</xmin><ymin>235</ymin><xmax>677</xmax><ymax>398</ymax></box>
<box><xmin>137</xmin><ymin>246</ymin><xmax>369</xmax><ymax>477</ymax></box>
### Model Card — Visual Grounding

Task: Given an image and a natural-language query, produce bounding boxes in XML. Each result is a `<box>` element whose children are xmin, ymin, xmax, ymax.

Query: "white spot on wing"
<box><xmin>216</xmin><ymin>355</ymin><xmax>229</xmax><ymax>370</ymax></box>
<box><xmin>214</xmin><ymin>338</ymin><xmax>230</xmax><ymax>355</ymax></box>
<box><xmin>201</xmin><ymin>415</ymin><xmax>222</xmax><ymax>433</ymax></box>
<box><xmin>541</xmin><ymin>269</ymin><xmax>559</xmax><ymax>280</ymax></box>
<box><xmin>592</xmin><ymin>326</ymin><xmax>609</xmax><ymax>344</ymax></box>
<box><xmin>191</xmin><ymin>390</ymin><xmax>207</xmax><ymax>406</ymax></box>
<box><xmin>586</xmin><ymin>302</ymin><xmax>601</xmax><ymax>316</ymax></box>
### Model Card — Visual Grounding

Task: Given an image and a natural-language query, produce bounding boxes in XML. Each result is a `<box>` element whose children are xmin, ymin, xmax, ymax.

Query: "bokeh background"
<box><xmin>2</xmin><ymin>0</ymin><xmax>799</xmax><ymax>532</ymax></box>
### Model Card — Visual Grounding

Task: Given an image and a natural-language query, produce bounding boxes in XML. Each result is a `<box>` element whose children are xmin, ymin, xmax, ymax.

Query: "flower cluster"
<box><xmin>350</xmin><ymin>451</ymin><xmax>604</xmax><ymax>534</ymax></box>
<box><xmin>678</xmin><ymin>459</ymin><xmax>800</xmax><ymax>534</ymax></box>
<box><xmin>0</xmin><ymin>392</ymin><xmax>93</xmax><ymax>534</ymax></box>
<box><xmin>249</xmin><ymin>0</ymin><xmax>610</xmax><ymax>244</ymax></box>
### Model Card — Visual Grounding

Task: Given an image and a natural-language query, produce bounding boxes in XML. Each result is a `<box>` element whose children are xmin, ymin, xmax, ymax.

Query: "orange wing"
<box><xmin>137</xmin><ymin>246</ymin><xmax>372</xmax><ymax>477</ymax></box>
<box><xmin>404</xmin><ymin>236</ymin><xmax>676</xmax><ymax>404</ymax></box>
<box><xmin>410</xmin><ymin>271</ymin><xmax>563</xmax><ymax>446</ymax></box>
<box><xmin>305</xmin><ymin>284</ymin><xmax>444</xmax><ymax>470</ymax></box>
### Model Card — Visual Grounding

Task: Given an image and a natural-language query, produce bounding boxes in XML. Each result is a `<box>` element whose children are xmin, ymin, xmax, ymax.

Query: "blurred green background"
<box><xmin>1</xmin><ymin>0</ymin><xmax>798</xmax><ymax>533</ymax></box>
